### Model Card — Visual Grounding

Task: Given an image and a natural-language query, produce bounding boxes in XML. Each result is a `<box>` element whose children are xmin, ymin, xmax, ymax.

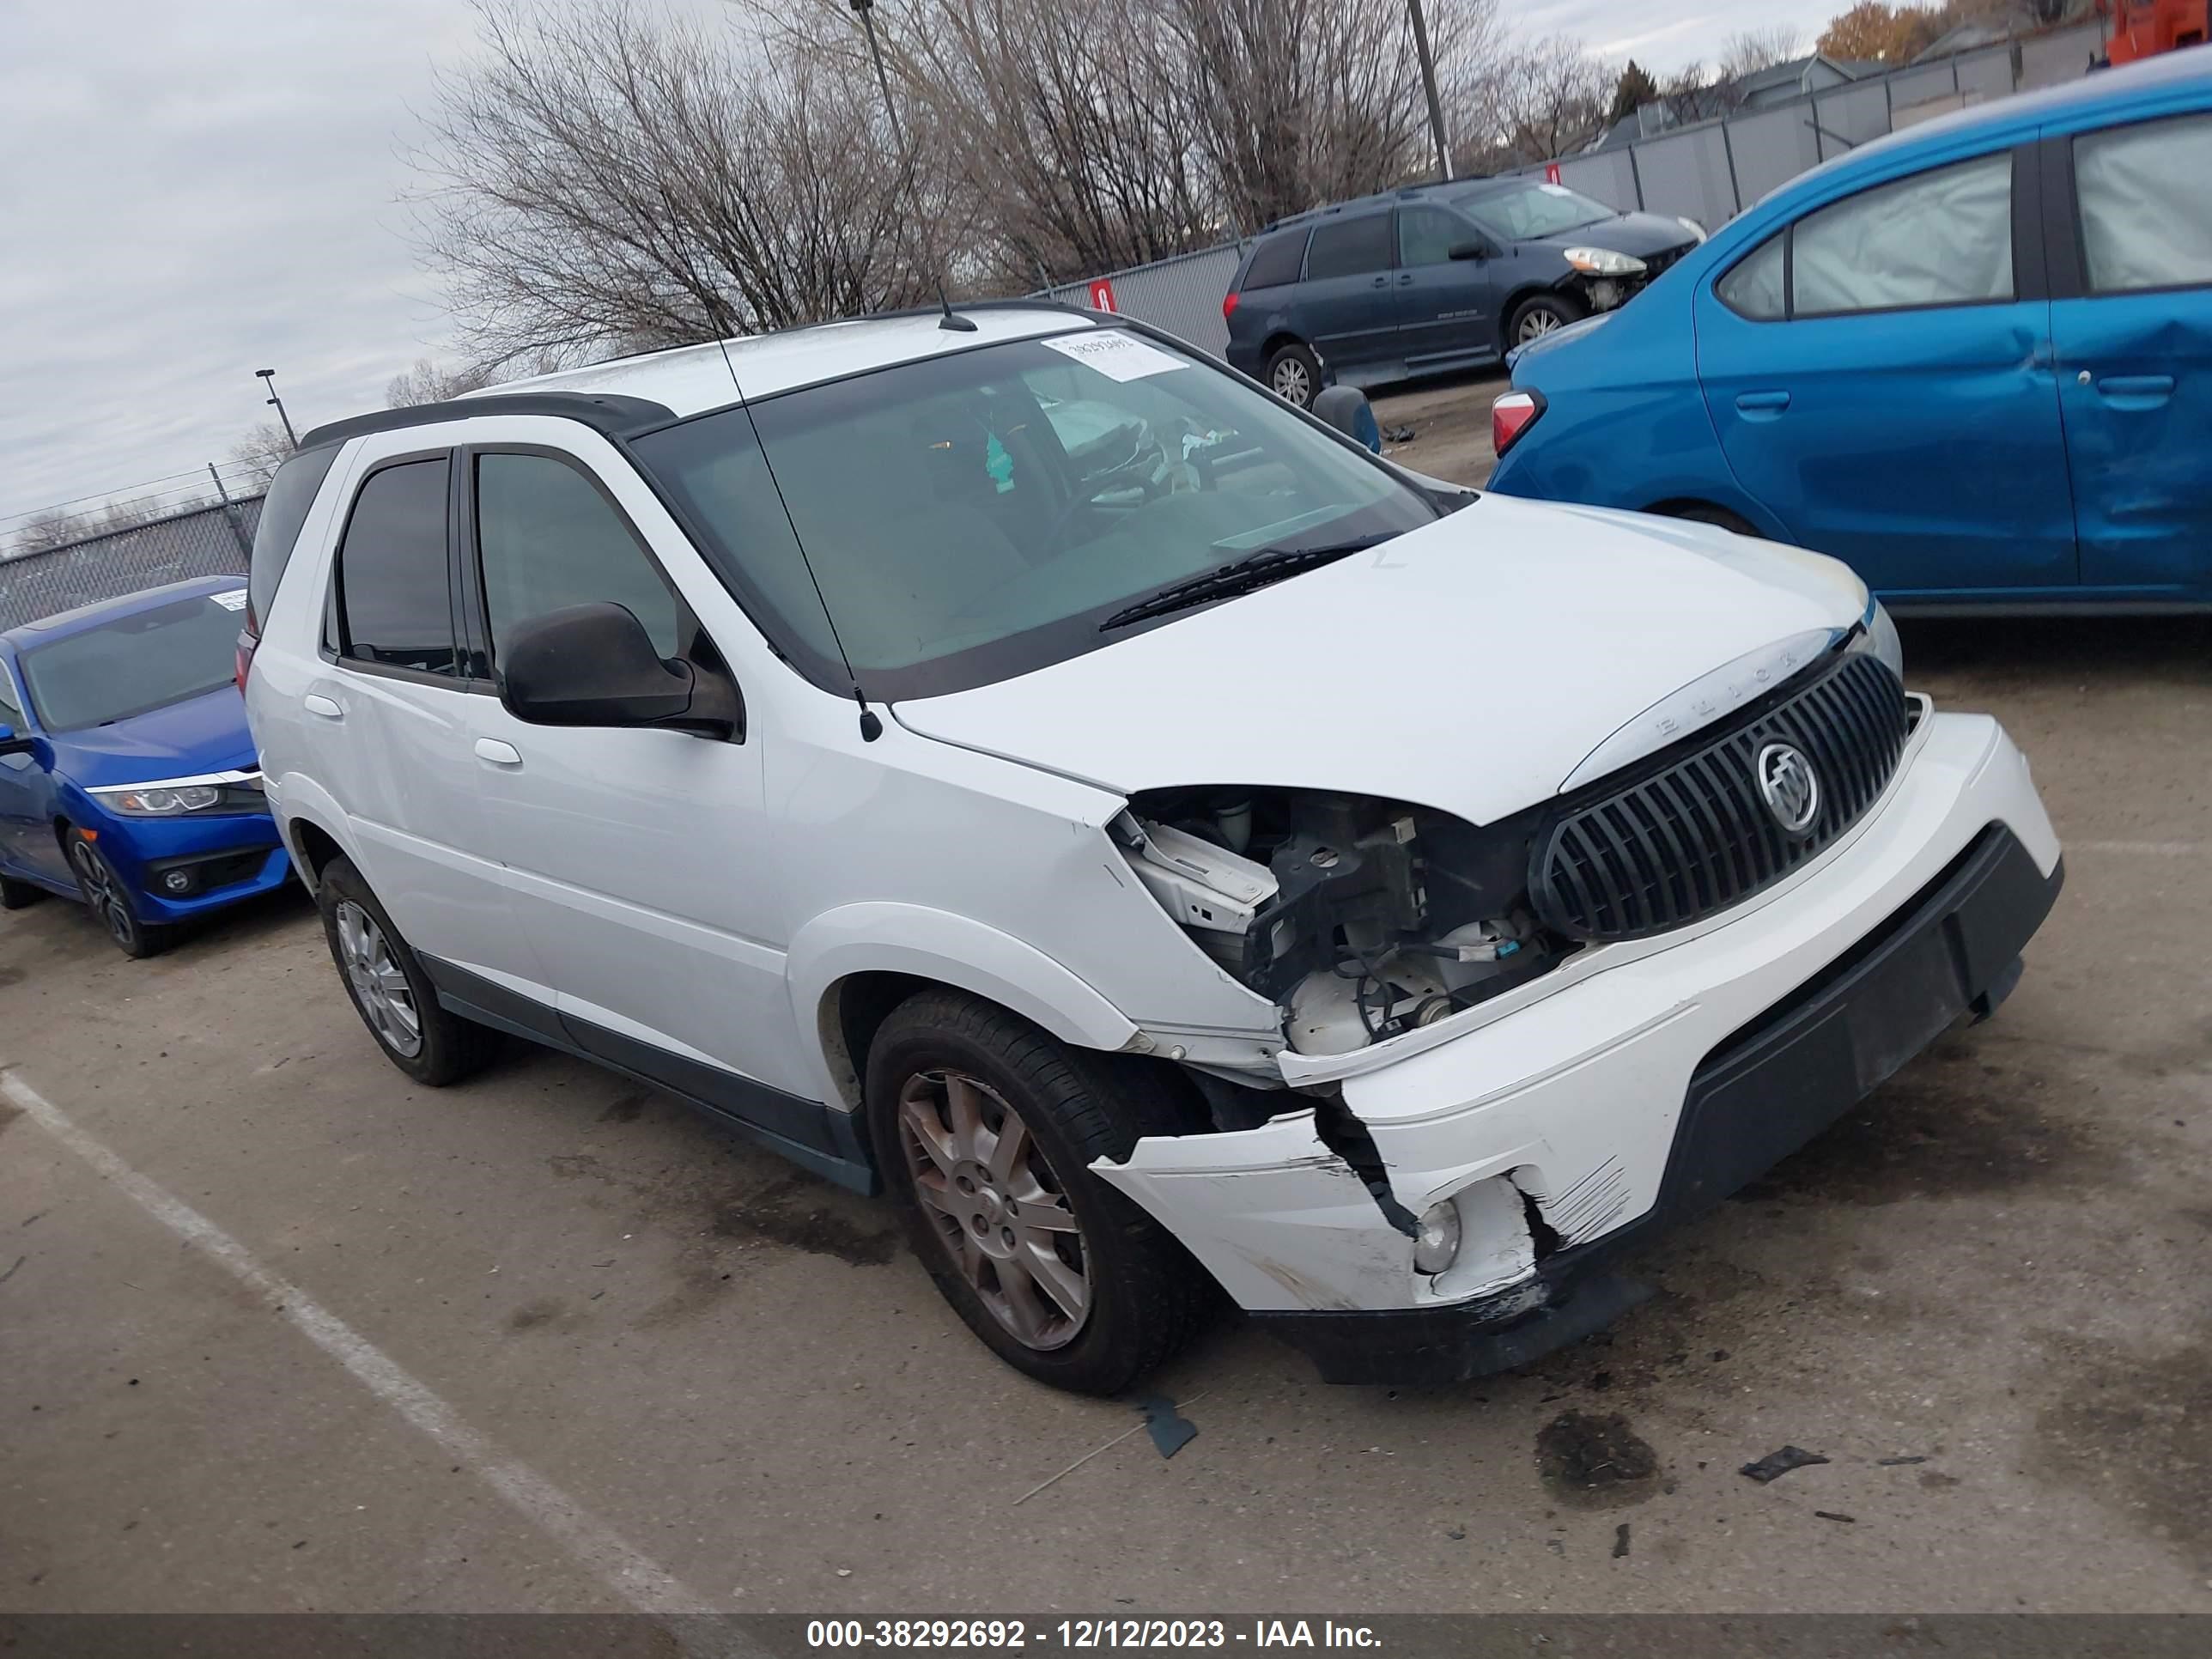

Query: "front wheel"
<box><xmin>866</xmin><ymin>990</ymin><xmax>1208</xmax><ymax>1394</ymax></box>
<box><xmin>1508</xmin><ymin>292</ymin><xmax>1588</xmax><ymax>348</ymax></box>
<box><xmin>1264</xmin><ymin>342</ymin><xmax>1322</xmax><ymax>409</ymax></box>
<box><xmin>316</xmin><ymin>855</ymin><xmax>498</xmax><ymax>1085</ymax></box>
<box><xmin>66</xmin><ymin>833</ymin><xmax>171</xmax><ymax>958</ymax></box>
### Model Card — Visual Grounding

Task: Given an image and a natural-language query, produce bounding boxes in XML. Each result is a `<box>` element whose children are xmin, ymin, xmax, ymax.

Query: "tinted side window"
<box><xmin>332</xmin><ymin>458</ymin><xmax>458</xmax><ymax>676</ymax></box>
<box><xmin>1397</xmin><ymin>206</ymin><xmax>1470</xmax><ymax>268</ymax></box>
<box><xmin>2075</xmin><ymin>113</ymin><xmax>2212</xmax><ymax>294</ymax></box>
<box><xmin>1717</xmin><ymin>233</ymin><xmax>1786</xmax><ymax>320</ymax></box>
<box><xmin>1242</xmin><ymin>230</ymin><xmax>1310</xmax><ymax>290</ymax></box>
<box><xmin>0</xmin><ymin>662</ymin><xmax>21</xmax><ymax>726</ymax></box>
<box><xmin>1791</xmin><ymin>152</ymin><xmax>2014</xmax><ymax>316</ymax></box>
<box><xmin>247</xmin><ymin>445</ymin><xmax>341</xmax><ymax>629</ymax></box>
<box><xmin>474</xmin><ymin>453</ymin><xmax>681</xmax><ymax>664</ymax></box>
<box><xmin>1304</xmin><ymin>213</ymin><xmax>1394</xmax><ymax>281</ymax></box>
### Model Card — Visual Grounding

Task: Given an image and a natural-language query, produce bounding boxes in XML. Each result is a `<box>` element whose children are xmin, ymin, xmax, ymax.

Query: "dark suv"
<box><xmin>1223</xmin><ymin>178</ymin><xmax>1705</xmax><ymax>405</ymax></box>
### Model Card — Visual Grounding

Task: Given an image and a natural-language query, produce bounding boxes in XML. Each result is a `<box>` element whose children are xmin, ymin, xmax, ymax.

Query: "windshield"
<box><xmin>1455</xmin><ymin>180</ymin><xmax>1618</xmax><ymax>242</ymax></box>
<box><xmin>635</xmin><ymin>328</ymin><xmax>1438</xmax><ymax>698</ymax></box>
<box><xmin>18</xmin><ymin>592</ymin><xmax>246</xmax><ymax>732</ymax></box>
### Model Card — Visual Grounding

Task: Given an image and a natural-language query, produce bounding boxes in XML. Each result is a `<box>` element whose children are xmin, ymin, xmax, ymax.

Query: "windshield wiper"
<box><xmin>1100</xmin><ymin>536</ymin><xmax>1395</xmax><ymax>630</ymax></box>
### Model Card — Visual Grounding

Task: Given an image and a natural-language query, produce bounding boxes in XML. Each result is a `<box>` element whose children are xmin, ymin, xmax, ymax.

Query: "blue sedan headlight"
<box><xmin>89</xmin><ymin>771</ymin><xmax>265</xmax><ymax>817</ymax></box>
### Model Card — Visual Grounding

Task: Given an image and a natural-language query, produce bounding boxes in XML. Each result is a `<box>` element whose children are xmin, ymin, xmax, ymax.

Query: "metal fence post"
<box><xmin>1720</xmin><ymin>120</ymin><xmax>1743</xmax><ymax>218</ymax></box>
<box><xmin>208</xmin><ymin>464</ymin><xmax>253</xmax><ymax>562</ymax></box>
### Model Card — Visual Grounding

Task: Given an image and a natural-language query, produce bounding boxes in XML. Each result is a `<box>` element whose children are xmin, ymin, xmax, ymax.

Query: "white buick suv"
<box><xmin>240</xmin><ymin>304</ymin><xmax>2061</xmax><ymax>1393</ymax></box>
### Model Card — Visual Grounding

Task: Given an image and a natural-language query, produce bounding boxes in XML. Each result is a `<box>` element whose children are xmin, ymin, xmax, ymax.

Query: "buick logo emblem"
<box><xmin>1756</xmin><ymin>742</ymin><xmax>1820</xmax><ymax>836</ymax></box>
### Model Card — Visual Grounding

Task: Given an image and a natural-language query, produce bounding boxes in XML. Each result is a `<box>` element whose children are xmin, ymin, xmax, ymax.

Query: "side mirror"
<box><xmin>1448</xmin><ymin>240</ymin><xmax>1491</xmax><ymax>262</ymax></box>
<box><xmin>1310</xmin><ymin>385</ymin><xmax>1382</xmax><ymax>454</ymax></box>
<box><xmin>501</xmin><ymin>603</ymin><xmax>738</xmax><ymax>738</ymax></box>
<box><xmin>0</xmin><ymin>724</ymin><xmax>35</xmax><ymax>759</ymax></box>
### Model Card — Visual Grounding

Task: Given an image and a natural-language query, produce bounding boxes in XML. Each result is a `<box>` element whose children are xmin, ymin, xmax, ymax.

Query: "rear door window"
<box><xmin>1242</xmin><ymin>230</ymin><xmax>1310</xmax><ymax>289</ymax></box>
<box><xmin>331</xmin><ymin>457</ymin><xmax>459</xmax><ymax>677</ymax></box>
<box><xmin>1304</xmin><ymin>213</ymin><xmax>1394</xmax><ymax>281</ymax></box>
<box><xmin>2074</xmin><ymin>112</ymin><xmax>2212</xmax><ymax>294</ymax></box>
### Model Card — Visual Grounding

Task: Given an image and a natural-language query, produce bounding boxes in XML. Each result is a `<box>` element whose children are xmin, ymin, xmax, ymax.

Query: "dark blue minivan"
<box><xmin>1223</xmin><ymin>177</ymin><xmax>1705</xmax><ymax>405</ymax></box>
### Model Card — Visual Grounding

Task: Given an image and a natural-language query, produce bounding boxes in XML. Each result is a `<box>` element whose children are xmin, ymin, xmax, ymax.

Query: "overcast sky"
<box><xmin>0</xmin><ymin>0</ymin><xmax>1842</xmax><ymax>526</ymax></box>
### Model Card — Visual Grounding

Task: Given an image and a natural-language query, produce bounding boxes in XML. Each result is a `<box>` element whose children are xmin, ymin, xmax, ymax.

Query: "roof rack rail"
<box><xmin>296</xmin><ymin>392</ymin><xmax>680</xmax><ymax>452</ymax></box>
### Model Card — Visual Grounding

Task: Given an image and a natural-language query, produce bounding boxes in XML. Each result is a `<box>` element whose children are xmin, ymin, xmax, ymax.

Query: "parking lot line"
<box><xmin>0</xmin><ymin>1067</ymin><xmax>720</xmax><ymax>1618</ymax></box>
<box><xmin>2071</xmin><ymin>840</ymin><xmax>2202</xmax><ymax>858</ymax></box>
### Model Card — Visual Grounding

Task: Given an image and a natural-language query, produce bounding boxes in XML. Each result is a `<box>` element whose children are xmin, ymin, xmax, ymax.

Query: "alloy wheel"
<box><xmin>1272</xmin><ymin>357</ymin><xmax>1312</xmax><ymax>405</ymax></box>
<box><xmin>69</xmin><ymin>837</ymin><xmax>136</xmax><ymax>946</ymax></box>
<box><xmin>334</xmin><ymin>900</ymin><xmax>424</xmax><ymax>1059</ymax></box>
<box><xmin>896</xmin><ymin>1068</ymin><xmax>1091</xmax><ymax>1352</ymax></box>
<box><xmin>1517</xmin><ymin>307</ymin><xmax>1566</xmax><ymax>343</ymax></box>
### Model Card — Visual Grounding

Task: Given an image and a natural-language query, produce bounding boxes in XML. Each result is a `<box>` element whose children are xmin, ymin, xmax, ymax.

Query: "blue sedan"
<box><xmin>1488</xmin><ymin>52</ymin><xmax>2212</xmax><ymax>611</ymax></box>
<box><xmin>0</xmin><ymin>576</ymin><xmax>291</xmax><ymax>957</ymax></box>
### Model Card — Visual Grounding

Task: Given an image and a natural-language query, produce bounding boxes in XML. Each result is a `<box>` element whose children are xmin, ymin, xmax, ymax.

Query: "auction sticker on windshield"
<box><xmin>1042</xmin><ymin>329</ymin><xmax>1188</xmax><ymax>382</ymax></box>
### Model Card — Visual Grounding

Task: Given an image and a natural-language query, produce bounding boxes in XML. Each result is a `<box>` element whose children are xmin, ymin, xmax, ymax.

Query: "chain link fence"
<box><xmin>0</xmin><ymin>496</ymin><xmax>262</xmax><ymax>633</ymax></box>
<box><xmin>1034</xmin><ymin>243</ymin><xmax>1250</xmax><ymax>358</ymax></box>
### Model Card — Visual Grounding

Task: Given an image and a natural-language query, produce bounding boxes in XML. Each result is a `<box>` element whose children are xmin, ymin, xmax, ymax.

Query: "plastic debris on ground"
<box><xmin>1739</xmin><ymin>1445</ymin><xmax>1832</xmax><ymax>1483</ymax></box>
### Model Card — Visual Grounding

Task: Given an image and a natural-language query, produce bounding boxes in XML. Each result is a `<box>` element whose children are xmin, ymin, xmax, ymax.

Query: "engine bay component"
<box><xmin>1116</xmin><ymin>787</ymin><xmax>1572</xmax><ymax>1052</ymax></box>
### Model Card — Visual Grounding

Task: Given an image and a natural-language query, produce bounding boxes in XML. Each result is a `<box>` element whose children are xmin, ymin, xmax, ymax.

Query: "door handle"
<box><xmin>1735</xmin><ymin>391</ymin><xmax>1791</xmax><ymax>412</ymax></box>
<box><xmin>1370</xmin><ymin>275</ymin><xmax>1389</xmax><ymax>288</ymax></box>
<box><xmin>1396</xmin><ymin>272</ymin><xmax>1415</xmax><ymax>285</ymax></box>
<box><xmin>302</xmin><ymin>695</ymin><xmax>343</xmax><ymax>720</ymax></box>
<box><xmin>2096</xmin><ymin>374</ymin><xmax>2175</xmax><ymax>403</ymax></box>
<box><xmin>474</xmin><ymin>738</ymin><xmax>523</xmax><ymax>767</ymax></box>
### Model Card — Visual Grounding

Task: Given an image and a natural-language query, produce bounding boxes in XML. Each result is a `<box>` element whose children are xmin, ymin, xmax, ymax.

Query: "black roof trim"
<box><xmin>297</xmin><ymin>392</ymin><xmax>680</xmax><ymax>453</ymax></box>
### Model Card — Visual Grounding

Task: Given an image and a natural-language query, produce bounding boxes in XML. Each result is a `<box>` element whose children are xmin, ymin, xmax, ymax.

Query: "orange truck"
<box><xmin>2098</xmin><ymin>0</ymin><xmax>2209</xmax><ymax>64</ymax></box>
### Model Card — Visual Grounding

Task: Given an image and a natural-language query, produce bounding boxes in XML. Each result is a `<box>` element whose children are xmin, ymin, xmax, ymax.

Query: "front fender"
<box><xmin>787</xmin><ymin>902</ymin><xmax>1142</xmax><ymax>1110</ymax></box>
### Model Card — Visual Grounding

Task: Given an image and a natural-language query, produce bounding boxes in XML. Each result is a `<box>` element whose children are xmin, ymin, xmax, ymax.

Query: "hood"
<box><xmin>894</xmin><ymin>495</ymin><xmax>1868</xmax><ymax>827</ymax></box>
<box><xmin>47</xmin><ymin>685</ymin><xmax>259</xmax><ymax>790</ymax></box>
<box><xmin>1523</xmin><ymin>210</ymin><xmax>1697</xmax><ymax>260</ymax></box>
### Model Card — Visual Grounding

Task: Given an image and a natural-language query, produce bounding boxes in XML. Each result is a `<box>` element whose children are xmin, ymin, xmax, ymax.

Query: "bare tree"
<box><xmin>1467</xmin><ymin>35</ymin><xmax>1610</xmax><ymax>167</ymax></box>
<box><xmin>414</xmin><ymin>0</ymin><xmax>957</xmax><ymax>368</ymax></box>
<box><xmin>228</xmin><ymin>420</ymin><xmax>296</xmax><ymax>491</ymax></box>
<box><xmin>1719</xmin><ymin>25</ymin><xmax>1805</xmax><ymax>81</ymax></box>
<box><xmin>386</xmin><ymin>358</ymin><xmax>498</xmax><ymax>406</ymax></box>
<box><xmin>9</xmin><ymin>508</ymin><xmax>82</xmax><ymax>556</ymax></box>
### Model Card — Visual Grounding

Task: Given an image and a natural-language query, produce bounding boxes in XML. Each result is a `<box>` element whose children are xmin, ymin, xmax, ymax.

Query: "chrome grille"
<box><xmin>1531</xmin><ymin>652</ymin><xmax>1910</xmax><ymax>942</ymax></box>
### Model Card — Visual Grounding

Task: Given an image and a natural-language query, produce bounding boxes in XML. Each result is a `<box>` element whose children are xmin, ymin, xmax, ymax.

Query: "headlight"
<box><xmin>1853</xmin><ymin>597</ymin><xmax>1905</xmax><ymax>684</ymax></box>
<box><xmin>93</xmin><ymin>773</ymin><xmax>264</xmax><ymax>817</ymax></box>
<box><xmin>1677</xmin><ymin>216</ymin><xmax>1708</xmax><ymax>244</ymax></box>
<box><xmin>1563</xmin><ymin>246</ymin><xmax>1648</xmax><ymax>276</ymax></box>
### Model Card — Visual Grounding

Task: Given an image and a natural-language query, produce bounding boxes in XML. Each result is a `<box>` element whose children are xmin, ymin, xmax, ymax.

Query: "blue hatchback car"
<box><xmin>1488</xmin><ymin>52</ymin><xmax>2212</xmax><ymax>611</ymax></box>
<box><xmin>0</xmin><ymin>576</ymin><xmax>290</xmax><ymax>957</ymax></box>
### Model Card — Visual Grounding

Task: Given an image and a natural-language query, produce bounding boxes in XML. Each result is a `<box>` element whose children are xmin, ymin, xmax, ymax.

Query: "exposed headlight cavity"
<box><xmin>1112</xmin><ymin>787</ymin><xmax>1577</xmax><ymax>1055</ymax></box>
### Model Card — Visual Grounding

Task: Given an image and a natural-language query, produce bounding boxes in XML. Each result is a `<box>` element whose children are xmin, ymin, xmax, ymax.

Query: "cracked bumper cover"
<box><xmin>1091</xmin><ymin>711</ymin><xmax>2063</xmax><ymax>1385</ymax></box>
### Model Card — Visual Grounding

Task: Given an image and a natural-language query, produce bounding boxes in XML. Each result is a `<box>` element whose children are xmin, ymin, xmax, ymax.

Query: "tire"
<box><xmin>865</xmin><ymin>989</ymin><xmax>1209</xmax><ymax>1395</ymax></box>
<box><xmin>1508</xmin><ymin>292</ymin><xmax>1588</xmax><ymax>349</ymax></box>
<box><xmin>1264</xmin><ymin>342</ymin><xmax>1322</xmax><ymax>409</ymax></box>
<box><xmin>315</xmin><ymin>855</ymin><xmax>498</xmax><ymax>1086</ymax></box>
<box><xmin>0</xmin><ymin>874</ymin><xmax>40</xmax><ymax>911</ymax></box>
<box><xmin>1657</xmin><ymin>501</ymin><xmax>1758</xmax><ymax>535</ymax></box>
<box><xmin>64</xmin><ymin>832</ymin><xmax>172</xmax><ymax>959</ymax></box>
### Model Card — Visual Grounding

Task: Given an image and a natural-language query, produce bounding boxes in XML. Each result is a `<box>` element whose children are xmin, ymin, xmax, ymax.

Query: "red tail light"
<box><xmin>1492</xmin><ymin>389</ymin><xmax>1546</xmax><ymax>458</ymax></box>
<box><xmin>1222</xmin><ymin>289</ymin><xmax>1240</xmax><ymax>322</ymax></box>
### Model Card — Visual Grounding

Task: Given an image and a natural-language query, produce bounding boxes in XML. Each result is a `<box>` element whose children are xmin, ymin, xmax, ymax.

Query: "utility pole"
<box><xmin>1407</xmin><ymin>0</ymin><xmax>1454</xmax><ymax>182</ymax></box>
<box><xmin>255</xmin><ymin>368</ymin><xmax>298</xmax><ymax>450</ymax></box>
<box><xmin>848</xmin><ymin>0</ymin><xmax>907</xmax><ymax>154</ymax></box>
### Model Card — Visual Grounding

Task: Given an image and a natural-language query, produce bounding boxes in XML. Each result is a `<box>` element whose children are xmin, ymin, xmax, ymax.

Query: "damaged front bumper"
<box><xmin>1091</xmin><ymin>710</ymin><xmax>2063</xmax><ymax>1384</ymax></box>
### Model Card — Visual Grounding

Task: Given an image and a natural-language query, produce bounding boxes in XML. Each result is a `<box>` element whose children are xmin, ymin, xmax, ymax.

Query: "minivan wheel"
<box><xmin>315</xmin><ymin>855</ymin><xmax>498</xmax><ymax>1086</ymax></box>
<box><xmin>1509</xmin><ymin>293</ymin><xmax>1587</xmax><ymax>346</ymax></box>
<box><xmin>66</xmin><ymin>834</ymin><xmax>171</xmax><ymax>958</ymax></box>
<box><xmin>865</xmin><ymin>989</ymin><xmax>1208</xmax><ymax>1394</ymax></box>
<box><xmin>1265</xmin><ymin>342</ymin><xmax>1322</xmax><ymax>409</ymax></box>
